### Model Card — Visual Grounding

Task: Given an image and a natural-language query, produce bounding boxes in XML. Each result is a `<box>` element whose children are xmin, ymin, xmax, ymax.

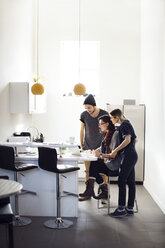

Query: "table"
<box><xmin>0</xmin><ymin>143</ymin><xmax>97</xmax><ymax>217</ymax></box>
<box><xmin>0</xmin><ymin>141</ymin><xmax>78</xmax><ymax>157</ymax></box>
<box><xmin>15</xmin><ymin>152</ymin><xmax>97</xmax><ymax>165</ymax></box>
<box><xmin>0</xmin><ymin>179</ymin><xmax>22</xmax><ymax>199</ymax></box>
<box><xmin>14</xmin><ymin>153</ymin><xmax>97</xmax><ymax>217</ymax></box>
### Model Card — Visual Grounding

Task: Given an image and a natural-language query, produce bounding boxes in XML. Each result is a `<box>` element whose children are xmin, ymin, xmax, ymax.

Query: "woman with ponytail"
<box><xmin>109</xmin><ymin>109</ymin><xmax>138</xmax><ymax>218</ymax></box>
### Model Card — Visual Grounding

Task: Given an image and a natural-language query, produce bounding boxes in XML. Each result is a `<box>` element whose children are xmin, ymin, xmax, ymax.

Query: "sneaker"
<box><xmin>125</xmin><ymin>207</ymin><xmax>134</xmax><ymax>216</ymax></box>
<box><xmin>109</xmin><ymin>208</ymin><xmax>127</xmax><ymax>218</ymax></box>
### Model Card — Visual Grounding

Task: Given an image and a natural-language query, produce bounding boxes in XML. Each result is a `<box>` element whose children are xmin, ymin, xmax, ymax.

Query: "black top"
<box><xmin>118</xmin><ymin>120</ymin><xmax>137</xmax><ymax>152</ymax></box>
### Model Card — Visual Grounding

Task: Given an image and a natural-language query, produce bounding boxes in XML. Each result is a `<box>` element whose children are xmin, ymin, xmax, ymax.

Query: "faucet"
<box><xmin>27</xmin><ymin>126</ymin><xmax>40</xmax><ymax>142</ymax></box>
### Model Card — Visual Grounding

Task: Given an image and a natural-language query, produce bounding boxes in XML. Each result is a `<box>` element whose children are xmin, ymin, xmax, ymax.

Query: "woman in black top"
<box><xmin>109</xmin><ymin>109</ymin><xmax>138</xmax><ymax>218</ymax></box>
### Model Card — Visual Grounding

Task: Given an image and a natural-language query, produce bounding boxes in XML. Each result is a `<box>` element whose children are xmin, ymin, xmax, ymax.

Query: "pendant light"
<box><xmin>73</xmin><ymin>0</ymin><xmax>86</xmax><ymax>95</ymax></box>
<box><xmin>31</xmin><ymin>0</ymin><xmax>44</xmax><ymax>95</ymax></box>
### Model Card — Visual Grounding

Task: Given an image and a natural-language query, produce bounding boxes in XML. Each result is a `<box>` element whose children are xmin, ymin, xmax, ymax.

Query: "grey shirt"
<box><xmin>80</xmin><ymin>109</ymin><xmax>108</xmax><ymax>150</ymax></box>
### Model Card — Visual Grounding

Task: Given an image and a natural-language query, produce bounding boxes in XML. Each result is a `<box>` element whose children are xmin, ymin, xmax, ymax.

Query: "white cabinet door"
<box><xmin>9</xmin><ymin>82</ymin><xmax>46</xmax><ymax>114</ymax></box>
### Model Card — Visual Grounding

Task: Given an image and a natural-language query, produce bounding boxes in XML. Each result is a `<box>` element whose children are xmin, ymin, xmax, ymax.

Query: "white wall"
<box><xmin>31</xmin><ymin>0</ymin><xmax>141</xmax><ymax>142</ymax></box>
<box><xmin>1</xmin><ymin>0</ymin><xmax>165</xmax><ymax>214</ymax></box>
<box><xmin>0</xmin><ymin>0</ymin><xmax>34</xmax><ymax>141</ymax></box>
<box><xmin>140</xmin><ymin>0</ymin><xmax>165</xmax><ymax>213</ymax></box>
<box><xmin>0</xmin><ymin>0</ymin><xmax>140</xmax><ymax>142</ymax></box>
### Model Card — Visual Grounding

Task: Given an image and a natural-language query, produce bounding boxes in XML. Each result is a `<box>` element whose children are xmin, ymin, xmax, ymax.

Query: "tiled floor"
<box><xmin>1</xmin><ymin>182</ymin><xmax>165</xmax><ymax>248</ymax></box>
<box><xmin>77</xmin><ymin>182</ymin><xmax>165</xmax><ymax>248</ymax></box>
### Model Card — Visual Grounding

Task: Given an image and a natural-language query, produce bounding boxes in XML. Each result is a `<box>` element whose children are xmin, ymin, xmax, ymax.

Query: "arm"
<box><xmin>110</xmin><ymin>135</ymin><xmax>131</xmax><ymax>158</ymax></box>
<box><xmin>91</xmin><ymin>147</ymin><xmax>101</xmax><ymax>157</ymax></box>
<box><xmin>92</xmin><ymin>141</ymin><xmax>111</xmax><ymax>158</ymax></box>
<box><xmin>80</xmin><ymin>122</ymin><xmax>85</xmax><ymax>150</ymax></box>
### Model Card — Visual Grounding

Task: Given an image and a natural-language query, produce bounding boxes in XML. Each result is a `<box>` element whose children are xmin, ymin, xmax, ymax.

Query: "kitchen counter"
<box><xmin>0</xmin><ymin>147</ymin><xmax>97</xmax><ymax>217</ymax></box>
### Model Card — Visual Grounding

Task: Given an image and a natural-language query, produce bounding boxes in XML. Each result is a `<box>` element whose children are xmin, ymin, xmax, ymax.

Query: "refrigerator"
<box><xmin>106</xmin><ymin>103</ymin><xmax>145</xmax><ymax>183</ymax></box>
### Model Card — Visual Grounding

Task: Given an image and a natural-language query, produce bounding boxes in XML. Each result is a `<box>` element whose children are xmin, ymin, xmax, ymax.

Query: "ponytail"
<box><xmin>110</xmin><ymin>109</ymin><xmax>127</xmax><ymax>123</ymax></box>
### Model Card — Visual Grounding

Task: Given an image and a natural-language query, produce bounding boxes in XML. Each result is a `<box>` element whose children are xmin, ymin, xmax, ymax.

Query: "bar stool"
<box><xmin>38</xmin><ymin>147</ymin><xmax>80</xmax><ymax>229</ymax></box>
<box><xmin>0</xmin><ymin>176</ymin><xmax>14</xmax><ymax>248</ymax></box>
<box><xmin>0</xmin><ymin>145</ymin><xmax>38</xmax><ymax>226</ymax></box>
<box><xmin>97</xmin><ymin>170</ymin><xmax>138</xmax><ymax>214</ymax></box>
<box><xmin>97</xmin><ymin>170</ymin><xmax>119</xmax><ymax>213</ymax></box>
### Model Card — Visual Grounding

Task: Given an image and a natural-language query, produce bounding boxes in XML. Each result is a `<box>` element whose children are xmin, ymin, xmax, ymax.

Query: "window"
<box><xmin>60</xmin><ymin>41</ymin><xmax>100</xmax><ymax>95</ymax></box>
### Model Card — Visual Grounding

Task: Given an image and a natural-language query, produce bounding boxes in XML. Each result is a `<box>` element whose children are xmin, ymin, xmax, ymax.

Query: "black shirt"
<box><xmin>118</xmin><ymin>120</ymin><xmax>137</xmax><ymax>152</ymax></box>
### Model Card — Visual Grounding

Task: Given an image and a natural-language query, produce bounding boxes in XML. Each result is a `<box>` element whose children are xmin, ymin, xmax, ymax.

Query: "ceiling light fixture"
<box><xmin>73</xmin><ymin>0</ymin><xmax>86</xmax><ymax>96</ymax></box>
<box><xmin>31</xmin><ymin>0</ymin><xmax>44</xmax><ymax>95</ymax></box>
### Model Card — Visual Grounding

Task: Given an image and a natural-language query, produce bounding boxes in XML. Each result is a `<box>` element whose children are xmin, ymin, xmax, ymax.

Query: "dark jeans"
<box><xmin>118</xmin><ymin>149</ymin><xmax>138</xmax><ymax>208</ymax></box>
<box><xmin>89</xmin><ymin>160</ymin><xmax>119</xmax><ymax>184</ymax></box>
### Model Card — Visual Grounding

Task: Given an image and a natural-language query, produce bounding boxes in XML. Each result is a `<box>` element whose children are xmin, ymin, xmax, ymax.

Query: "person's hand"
<box><xmin>80</xmin><ymin>146</ymin><xmax>84</xmax><ymax>152</ymax></box>
<box><xmin>91</xmin><ymin>149</ymin><xmax>95</xmax><ymax>155</ymax></box>
<box><xmin>110</xmin><ymin>150</ymin><xmax>118</xmax><ymax>159</ymax></box>
<box><xmin>92</xmin><ymin>149</ymin><xmax>100</xmax><ymax>158</ymax></box>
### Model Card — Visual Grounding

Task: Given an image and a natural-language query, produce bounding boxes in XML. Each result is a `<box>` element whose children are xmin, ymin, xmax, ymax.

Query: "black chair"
<box><xmin>38</xmin><ymin>147</ymin><xmax>80</xmax><ymax>229</ymax></box>
<box><xmin>0</xmin><ymin>145</ymin><xmax>38</xmax><ymax>226</ymax></box>
<box><xmin>97</xmin><ymin>170</ymin><xmax>138</xmax><ymax>214</ymax></box>
<box><xmin>0</xmin><ymin>176</ymin><xmax>14</xmax><ymax>248</ymax></box>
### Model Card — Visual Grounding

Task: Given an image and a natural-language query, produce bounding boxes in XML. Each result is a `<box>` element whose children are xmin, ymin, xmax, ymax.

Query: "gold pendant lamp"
<box><xmin>31</xmin><ymin>0</ymin><xmax>44</xmax><ymax>95</ymax></box>
<box><xmin>73</xmin><ymin>83</ymin><xmax>86</xmax><ymax>95</ymax></box>
<box><xmin>73</xmin><ymin>0</ymin><xmax>86</xmax><ymax>95</ymax></box>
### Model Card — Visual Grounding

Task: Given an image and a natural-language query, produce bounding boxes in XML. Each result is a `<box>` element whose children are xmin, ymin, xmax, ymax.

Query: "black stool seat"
<box><xmin>38</xmin><ymin>147</ymin><xmax>79</xmax><ymax>174</ymax></box>
<box><xmin>0</xmin><ymin>145</ymin><xmax>38</xmax><ymax>226</ymax></box>
<box><xmin>38</xmin><ymin>147</ymin><xmax>80</xmax><ymax>229</ymax></box>
<box><xmin>57</xmin><ymin>165</ymin><xmax>80</xmax><ymax>174</ymax></box>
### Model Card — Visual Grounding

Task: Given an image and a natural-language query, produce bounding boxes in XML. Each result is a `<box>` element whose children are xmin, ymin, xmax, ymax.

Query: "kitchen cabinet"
<box><xmin>9</xmin><ymin>82</ymin><xmax>46</xmax><ymax>114</ymax></box>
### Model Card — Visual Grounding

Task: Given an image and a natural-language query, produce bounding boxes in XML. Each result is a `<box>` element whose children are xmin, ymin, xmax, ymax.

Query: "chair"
<box><xmin>38</xmin><ymin>147</ymin><xmax>80</xmax><ymax>229</ymax></box>
<box><xmin>0</xmin><ymin>145</ymin><xmax>38</xmax><ymax>226</ymax></box>
<box><xmin>97</xmin><ymin>170</ymin><xmax>138</xmax><ymax>215</ymax></box>
<box><xmin>97</xmin><ymin>170</ymin><xmax>119</xmax><ymax>213</ymax></box>
<box><xmin>0</xmin><ymin>176</ymin><xmax>14</xmax><ymax>248</ymax></box>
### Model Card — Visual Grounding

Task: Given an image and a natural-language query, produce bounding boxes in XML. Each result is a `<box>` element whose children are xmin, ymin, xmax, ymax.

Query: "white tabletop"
<box><xmin>0</xmin><ymin>142</ymin><xmax>78</xmax><ymax>148</ymax></box>
<box><xmin>15</xmin><ymin>152</ymin><xmax>97</xmax><ymax>162</ymax></box>
<box><xmin>0</xmin><ymin>179</ymin><xmax>23</xmax><ymax>199</ymax></box>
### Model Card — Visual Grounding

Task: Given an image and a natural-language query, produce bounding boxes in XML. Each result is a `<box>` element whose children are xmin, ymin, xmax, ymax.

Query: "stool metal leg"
<box><xmin>97</xmin><ymin>177</ymin><xmax>110</xmax><ymax>212</ymax></box>
<box><xmin>44</xmin><ymin>174</ymin><xmax>73</xmax><ymax>229</ymax></box>
<box><xmin>13</xmin><ymin>172</ymin><xmax>32</xmax><ymax>227</ymax></box>
<box><xmin>134</xmin><ymin>199</ymin><xmax>138</xmax><ymax>213</ymax></box>
<box><xmin>8</xmin><ymin>221</ymin><xmax>14</xmax><ymax>248</ymax></box>
<box><xmin>107</xmin><ymin>177</ymin><xmax>110</xmax><ymax>215</ymax></box>
<box><xmin>97</xmin><ymin>176</ymin><xmax>139</xmax><ymax>215</ymax></box>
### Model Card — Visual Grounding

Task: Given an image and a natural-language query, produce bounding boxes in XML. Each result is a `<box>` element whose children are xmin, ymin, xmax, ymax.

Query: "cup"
<box><xmin>69</xmin><ymin>136</ymin><xmax>75</xmax><ymax>144</ymax></box>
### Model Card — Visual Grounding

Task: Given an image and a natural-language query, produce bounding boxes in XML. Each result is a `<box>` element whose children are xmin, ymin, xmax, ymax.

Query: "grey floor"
<box><xmin>1</xmin><ymin>182</ymin><xmax>165</xmax><ymax>248</ymax></box>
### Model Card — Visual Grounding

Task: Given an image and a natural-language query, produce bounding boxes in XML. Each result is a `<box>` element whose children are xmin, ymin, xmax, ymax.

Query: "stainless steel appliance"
<box><xmin>106</xmin><ymin>103</ymin><xmax>145</xmax><ymax>183</ymax></box>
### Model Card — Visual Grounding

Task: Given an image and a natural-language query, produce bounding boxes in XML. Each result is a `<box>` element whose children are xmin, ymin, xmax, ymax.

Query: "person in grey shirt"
<box><xmin>79</xmin><ymin>94</ymin><xmax>108</xmax><ymax>201</ymax></box>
